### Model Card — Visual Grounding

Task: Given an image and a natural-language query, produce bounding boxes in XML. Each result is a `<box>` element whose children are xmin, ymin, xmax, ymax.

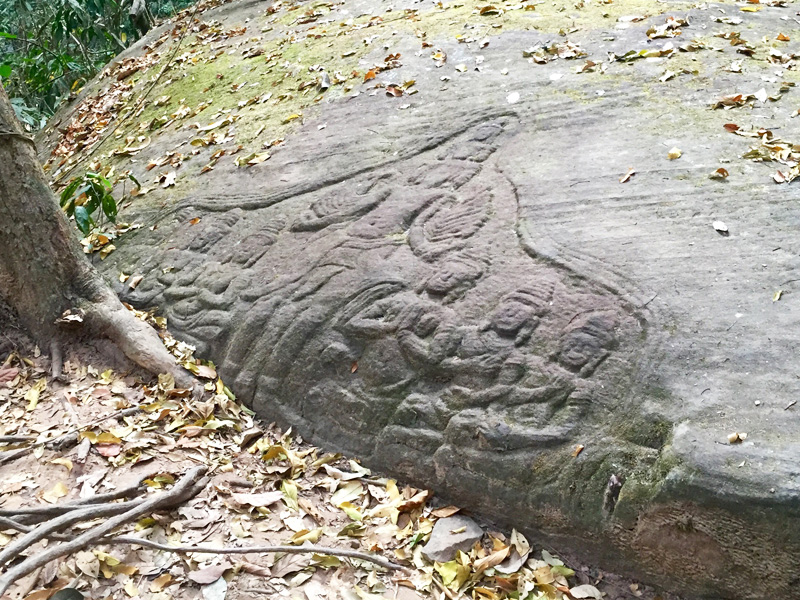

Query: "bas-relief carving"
<box><xmin>122</xmin><ymin>114</ymin><xmax>639</xmax><ymax>462</ymax></box>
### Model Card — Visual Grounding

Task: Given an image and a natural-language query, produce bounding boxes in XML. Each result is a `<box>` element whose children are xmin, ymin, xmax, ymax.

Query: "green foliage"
<box><xmin>0</xmin><ymin>0</ymin><xmax>194</xmax><ymax>130</ymax></box>
<box><xmin>59</xmin><ymin>171</ymin><xmax>138</xmax><ymax>235</ymax></box>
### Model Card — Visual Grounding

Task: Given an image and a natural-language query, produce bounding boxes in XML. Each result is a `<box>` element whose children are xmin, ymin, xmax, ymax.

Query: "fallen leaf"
<box><xmin>667</xmin><ymin>147</ymin><xmax>682</xmax><ymax>160</ymax></box>
<box><xmin>50</xmin><ymin>457</ymin><xmax>74</xmax><ymax>472</ymax></box>
<box><xmin>189</xmin><ymin>562</ymin><xmax>232</xmax><ymax>585</ymax></box>
<box><xmin>42</xmin><ymin>481</ymin><xmax>69</xmax><ymax>503</ymax></box>
<box><xmin>202</xmin><ymin>576</ymin><xmax>228</xmax><ymax>600</ymax></box>
<box><xmin>570</xmin><ymin>584</ymin><xmax>603</xmax><ymax>599</ymax></box>
<box><xmin>230</xmin><ymin>491</ymin><xmax>284</xmax><ymax>508</ymax></box>
<box><xmin>619</xmin><ymin>167</ymin><xmax>635</xmax><ymax>183</ymax></box>
<box><xmin>431</xmin><ymin>505</ymin><xmax>461</xmax><ymax>518</ymax></box>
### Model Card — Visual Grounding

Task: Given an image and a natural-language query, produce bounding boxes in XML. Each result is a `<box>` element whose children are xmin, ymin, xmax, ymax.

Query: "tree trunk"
<box><xmin>0</xmin><ymin>84</ymin><xmax>190</xmax><ymax>385</ymax></box>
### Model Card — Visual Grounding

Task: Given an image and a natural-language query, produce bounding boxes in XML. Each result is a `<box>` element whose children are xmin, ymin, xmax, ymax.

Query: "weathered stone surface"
<box><xmin>422</xmin><ymin>515</ymin><xmax>483</xmax><ymax>563</ymax></box>
<box><xmin>39</xmin><ymin>0</ymin><xmax>800</xmax><ymax>597</ymax></box>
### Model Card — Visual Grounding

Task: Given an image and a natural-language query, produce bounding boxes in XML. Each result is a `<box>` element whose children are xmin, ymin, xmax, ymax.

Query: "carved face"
<box><xmin>558</xmin><ymin>313</ymin><xmax>618</xmax><ymax>373</ymax></box>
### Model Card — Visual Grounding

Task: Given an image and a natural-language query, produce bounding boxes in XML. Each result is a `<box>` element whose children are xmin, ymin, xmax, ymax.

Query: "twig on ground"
<box><xmin>0</xmin><ymin>448</ymin><xmax>27</xmax><ymax>465</ymax></box>
<box><xmin>0</xmin><ymin>436</ymin><xmax>35</xmax><ymax>444</ymax></box>
<box><xmin>98</xmin><ymin>537</ymin><xmax>411</xmax><ymax>573</ymax></box>
<box><xmin>50</xmin><ymin>340</ymin><xmax>63</xmax><ymax>381</ymax></box>
<box><xmin>0</xmin><ymin>465</ymin><xmax>208</xmax><ymax>596</ymax></box>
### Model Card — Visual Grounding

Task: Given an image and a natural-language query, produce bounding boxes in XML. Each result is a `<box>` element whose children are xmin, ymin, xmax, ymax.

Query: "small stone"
<box><xmin>422</xmin><ymin>515</ymin><xmax>483</xmax><ymax>562</ymax></box>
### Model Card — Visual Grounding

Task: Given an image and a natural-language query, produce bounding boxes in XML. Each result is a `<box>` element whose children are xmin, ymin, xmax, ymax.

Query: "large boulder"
<box><xmin>39</xmin><ymin>0</ymin><xmax>800</xmax><ymax>596</ymax></box>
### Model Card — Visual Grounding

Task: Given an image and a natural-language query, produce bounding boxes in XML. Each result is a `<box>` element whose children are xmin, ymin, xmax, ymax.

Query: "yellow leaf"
<box><xmin>97</xmin><ymin>432</ymin><xmax>122</xmax><ymax>444</ymax></box>
<box><xmin>116</xmin><ymin>564</ymin><xmax>138</xmax><ymax>576</ymax></box>
<box><xmin>534</xmin><ymin>565</ymin><xmax>555</xmax><ymax>584</ymax></box>
<box><xmin>282</xmin><ymin>479</ymin><xmax>299</xmax><ymax>511</ymax></box>
<box><xmin>42</xmin><ymin>481</ymin><xmax>68</xmax><ymax>504</ymax></box>
<box><xmin>435</xmin><ymin>560</ymin><xmax>462</xmax><ymax>587</ymax></box>
<box><xmin>124</xmin><ymin>579</ymin><xmax>139</xmax><ymax>597</ymax></box>
<box><xmin>283</xmin><ymin>113</ymin><xmax>302</xmax><ymax>124</ymax></box>
<box><xmin>667</xmin><ymin>147</ymin><xmax>682</xmax><ymax>160</ymax></box>
<box><xmin>150</xmin><ymin>573</ymin><xmax>172</xmax><ymax>592</ymax></box>
<box><xmin>50</xmin><ymin>457</ymin><xmax>73</xmax><ymax>472</ymax></box>
<box><xmin>291</xmin><ymin>527</ymin><xmax>323</xmax><ymax>544</ymax></box>
<box><xmin>339</xmin><ymin>501</ymin><xmax>363</xmax><ymax>521</ymax></box>
<box><xmin>25</xmin><ymin>379</ymin><xmax>46</xmax><ymax>411</ymax></box>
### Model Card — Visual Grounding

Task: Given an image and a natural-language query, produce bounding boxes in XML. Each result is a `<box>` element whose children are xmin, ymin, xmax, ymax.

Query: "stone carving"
<box><xmin>117</xmin><ymin>113</ymin><xmax>642</xmax><ymax>474</ymax></box>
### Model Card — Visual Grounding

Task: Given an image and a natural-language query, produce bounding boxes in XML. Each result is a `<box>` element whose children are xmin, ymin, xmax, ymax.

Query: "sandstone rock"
<box><xmin>422</xmin><ymin>515</ymin><xmax>483</xmax><ymax>563</ymax></box>
<box><xmin>40</xmin><ymin>1</ymin><xmax>800</xmax><ymax>597</ymax></box>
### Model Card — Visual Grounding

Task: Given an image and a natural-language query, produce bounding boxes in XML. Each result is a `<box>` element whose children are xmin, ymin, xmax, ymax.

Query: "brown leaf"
<box><xmin>386</xmin><ymin>85</ymin><xmax>404</xmax><ymax>97</ymax></box>
<box><xmin>0</xmin><ymin>366</ymin><xmax>19</xmax><ymax>383</ymax></box>
<box><xmin>431</xmin><ymin>505</ymin><xmax>461</xmax><ymax>518</ymax></box>
<box><xmin>474</xmin><ymin>546</ymin><xmax>510</xmax><ymax>573</ymax></box>
<box><xmin>188</xmin><ymin>561</ymin><xmax>232</xmax><ymax>584</ymax></box>
<box><xmin>397</xmin><ymin>489</ymin><xmax>430</xmax><ymax>512</ymax></box>
<box><xmin>364</xmin><ymin>69</ymin><xmax>377</xmax><ymax>82</ymax></box>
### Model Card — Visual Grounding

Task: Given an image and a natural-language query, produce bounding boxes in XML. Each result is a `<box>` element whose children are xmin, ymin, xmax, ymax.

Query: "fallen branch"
<box><xmin>3</xmin><ymin>480</ymin><xmax>146</xmax><ymax>521</ymax></box>
<box><xmin>0</xmin><ymin>448</ymin><xmax>26</xmax><ymax>465</ymax></box>
<box><xmin>98</xmin><ymin>537</ymin><xmax>410</xmax><ymax>573</ymax></box>
<box><xmin>0</xmin><ymin>436</ymin><xmax>35</xmax><ymax>444</ymax></box>
<box><xmin>0</xmin><ymin>500</ymin><xmax>147</xmax><ymax>568</ymax></box>
<box><xmin>0</xmin><ymin>465</ymin><xmax>208</xmax><ymax>596</ymax></box>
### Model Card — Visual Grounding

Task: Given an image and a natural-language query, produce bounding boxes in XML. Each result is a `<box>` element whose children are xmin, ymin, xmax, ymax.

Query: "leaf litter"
<box><xmin>0</xmin><ymin>309</ymin><xmax>628</xmax><ymax>600</ymax></box>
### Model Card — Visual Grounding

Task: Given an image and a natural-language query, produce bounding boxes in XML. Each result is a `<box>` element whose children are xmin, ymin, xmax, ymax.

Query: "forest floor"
<box><xmin>0</xmin><ymin>312</ymin><xmax>678</xmax><ymax>600</ymax></box>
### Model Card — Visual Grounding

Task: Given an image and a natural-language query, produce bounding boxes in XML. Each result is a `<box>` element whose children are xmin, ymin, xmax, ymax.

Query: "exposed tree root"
<box><xmin>81</xmin><ymin>286</ymin><xmax>194</xmax><ymax>388</ymax></box>
<box><xmin>97</xmin><ymin>538</ymin><xmax>411</xmax><ymax>573</ymax></box>
<box><xmin>0</xmin><ymin>466</ymin><xmax>209</xmax><ymax>596</ymax></box>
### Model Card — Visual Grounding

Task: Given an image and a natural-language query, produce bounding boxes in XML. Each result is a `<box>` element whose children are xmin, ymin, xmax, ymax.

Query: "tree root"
<box><xmin>98</xmin><ymin>538</ymin><xmax>411</xmax><ymax>573</ymax></box>
<box><xmin>81</xmin><ymin>287</ymin><xmax>194</xmax><ymax>388</ymax></box>
<box><xmin>0</xmin><ymin>465</ymin><xmax>209</xmax><ymax>596</ymax></box>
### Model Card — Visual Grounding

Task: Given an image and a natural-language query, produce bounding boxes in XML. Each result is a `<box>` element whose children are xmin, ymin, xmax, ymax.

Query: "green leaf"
<box><xmin>0</xmin><ymin>32</ymin><xmax>18</xmax><ymax>40</ymax></box>
<box><xmin>0</xmin><ymin>64</ymin><xmax>10</xmax><ymax>79</ymax></box>
<box><xmin>59</xmin><ymin>179</ymin><xmax>81</xmax><ymax>209</ymax></box>
<box><xmin>128</xmin><ymin>173</ymin><xmax>140</xmax><ymax>189</ymax></box>
<box><xmin>101</xmin><ymin>193</ymin><xmax>117</xmax><ymax>222</ymax></box>
<box><xmin>73</xmin><ymin>206</ymin><xmax>92</xmax><ymax>235</ymax></box>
